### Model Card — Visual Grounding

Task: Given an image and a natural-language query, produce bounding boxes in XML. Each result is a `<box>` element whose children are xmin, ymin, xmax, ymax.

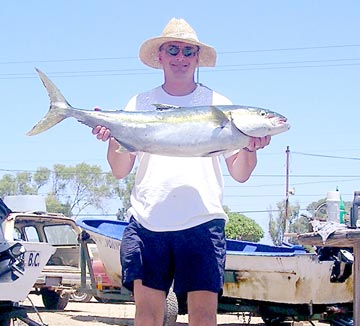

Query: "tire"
<box><xmin>41</xmin><ymin>290</ymin><xmax>70</xmax><ymax>310</ymax></box>
<box><xmin>163</xmin><ymin>288</ymin><xmax>178</xmax><ymax>326</ymax></box>
<box><xmin>70</xmin><ymin>289</ymin><xmax>93</xmax><ymax>303</ymax></box>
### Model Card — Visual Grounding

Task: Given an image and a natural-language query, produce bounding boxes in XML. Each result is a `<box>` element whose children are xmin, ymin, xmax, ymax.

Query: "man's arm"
<box><xmin>225</xmin><ymin>136</ymin><xmax>271</xmax><ymax>183</ymax></box>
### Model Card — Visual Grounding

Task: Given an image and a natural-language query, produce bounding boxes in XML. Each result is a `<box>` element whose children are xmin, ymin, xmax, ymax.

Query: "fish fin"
<box><xmin>152</xmin><ymin>103</ymin><xmax>181</xmax><ymax>111</ymax></box>
<box><xmin>27</xmin><ymin>68</ymin><xmax>72</xmax><ymax>136</ymax></box>
<box><xmin>210</xmin><ymin>106</ymin><xmax>230</xmax><ymax>128</ymax></box>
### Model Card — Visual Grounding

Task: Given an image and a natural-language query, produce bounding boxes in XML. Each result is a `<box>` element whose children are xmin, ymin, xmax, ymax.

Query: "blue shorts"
<box><xmin>120</xmin><ymin>217</ymin><xmax>226</xmax><ymax>296</ymax></box>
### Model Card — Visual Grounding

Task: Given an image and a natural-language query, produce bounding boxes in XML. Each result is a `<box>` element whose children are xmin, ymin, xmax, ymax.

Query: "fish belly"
<box><xmin>112</xmin><ymin>121</ymin><xmax>249</xmax><ymax>157</ymax></box>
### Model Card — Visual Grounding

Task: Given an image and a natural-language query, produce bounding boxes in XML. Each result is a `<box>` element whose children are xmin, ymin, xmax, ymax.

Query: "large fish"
<box><xmin>27</xmin><ymin>69</ymin><xmax>290</xmax><ymax>157</ymax></box>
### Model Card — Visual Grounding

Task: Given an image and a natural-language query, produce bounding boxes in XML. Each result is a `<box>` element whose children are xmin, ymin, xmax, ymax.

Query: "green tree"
<box><xmin>268</xmin><ymin>200</ymin><xmax>304</xmax><ymax>245</ymax></box>
<box><xmin>0</xmin><ymin>174</ymin><xmax>17</xmax><ymax>196</ymax></box>
<box><xmin>15</xmin><ymin>172</ymin><xmax>37</xmax><ymax>194</ymax></box>
<box><xmin>225</xmin><ymin>208</ymin><xmax>264</xmax><ymax>242</ymax></box>
<box><xmin>33</xmin><ymin>167</ymin><xmax>51</xmax><ymax>191</ymax></box>
<box><xmin>0</xmin><ymin>163</ymin><xmax>119</xmax><ymax>217</ymax></box>
<box><xmin>46</xmin><ymin>193</ymin><xmax>72</xmax><ymax>216</ymax></box>
<box><xmin>306</xmin><ymin>198</ymin><xmax>327</xmax><ymax>221</ymax></box>
<box><xmin>49</xmin><ymin>163</ymin><xmax>115</xmax><ymax>217</ymax></box>
<box><xmin>0</xmin><ymin>172</ymin><xmax>38</xmax><ymax>196</ymax></box>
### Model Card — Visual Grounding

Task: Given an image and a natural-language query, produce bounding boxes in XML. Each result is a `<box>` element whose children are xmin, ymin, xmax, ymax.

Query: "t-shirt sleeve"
<box><xmin>212</xmin><ymin>91</ymin><xmax>233</xmax><ymax>105</ymax></box>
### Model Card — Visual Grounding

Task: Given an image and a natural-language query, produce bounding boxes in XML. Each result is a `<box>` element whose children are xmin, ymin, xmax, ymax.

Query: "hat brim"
<box><xmin>139</xmin><ymin>36</ymin><xmax>217</xmax><ymax>69</ymax></box>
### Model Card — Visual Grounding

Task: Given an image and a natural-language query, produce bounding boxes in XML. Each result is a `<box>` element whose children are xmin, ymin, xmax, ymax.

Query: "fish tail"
<box><xmin>26</xmin><ymin>68</ymin><xmax>72</xmax><ymax>136</ymax></box>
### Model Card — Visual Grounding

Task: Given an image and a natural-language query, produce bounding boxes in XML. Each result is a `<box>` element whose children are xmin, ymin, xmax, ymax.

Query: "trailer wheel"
<box><xmin>70</xmin><ymin>289</ymin><xmax>93</xmax><ymax>303</ymax></box>
<box><xmin>42</xmin><ymin>290</ymin><xmax>70</xmax><ymax>310</ymax></box>
<box><xmin>163</xmin><ymin>288</ymin><xmax>178</xmax><ymax>326</ymax></box>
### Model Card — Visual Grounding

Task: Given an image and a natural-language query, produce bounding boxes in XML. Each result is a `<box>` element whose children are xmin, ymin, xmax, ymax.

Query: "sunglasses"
<box><xmin>162</xmin><ymin>44</ymin><xmax>199</xmax><ymax>57</ymax></box>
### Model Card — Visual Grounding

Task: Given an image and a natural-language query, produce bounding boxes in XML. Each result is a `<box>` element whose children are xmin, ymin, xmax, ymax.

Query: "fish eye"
<box><xmin>259</xmin><ymin>110</ymin><xmax>267</xmax><ymax>116</ymax></box>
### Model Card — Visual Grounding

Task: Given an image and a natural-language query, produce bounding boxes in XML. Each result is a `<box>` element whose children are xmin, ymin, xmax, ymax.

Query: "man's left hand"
<box><xmin>244</xmin><ymin>135</ymin><xmax>271</xmax><ymax>152</ymax></box>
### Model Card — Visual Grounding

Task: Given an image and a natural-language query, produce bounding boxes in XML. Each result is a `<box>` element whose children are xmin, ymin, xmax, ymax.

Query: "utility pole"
<box><xmin>285</xmin><ymin>146</ymin><xmax>290</xmax><ymax>236</ymax></box>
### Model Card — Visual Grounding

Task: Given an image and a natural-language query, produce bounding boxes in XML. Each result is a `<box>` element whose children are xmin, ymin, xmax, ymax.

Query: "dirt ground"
<box><xmin>20</xmin><ymin>295</ymin><xmax>329</xmax><ymax>326</ymax></box>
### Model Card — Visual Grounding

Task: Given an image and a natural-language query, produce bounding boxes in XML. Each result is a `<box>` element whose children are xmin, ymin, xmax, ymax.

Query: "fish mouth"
<box><xmin>270</xmin><ymin>116</ymin><xmax>289</xmax><ymax>127</ymax></box>
<box><xmin>273</xmin><ymin>122</ymin><xmax>291</xmax><ymax>133</ymax></box>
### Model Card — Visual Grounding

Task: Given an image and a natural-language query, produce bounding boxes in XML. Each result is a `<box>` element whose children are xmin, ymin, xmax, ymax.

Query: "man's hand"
<box><xmin>91</xmin><ymin>107</ymin><xmax>111</xmax><ymax>141</ymax></box>
<box><xmin>92</xmin><ymin>125</ymin><xmax>111</xmax><ymax>141</ymax></box>
<box><xmin>244</xmin><ymin>135</ymin><xmax>271</xmax><ymax>152</ymax></box>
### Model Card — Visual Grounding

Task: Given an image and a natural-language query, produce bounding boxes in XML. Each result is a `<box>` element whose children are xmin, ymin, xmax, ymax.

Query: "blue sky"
<box><xmin>1</xmin><ymin>1</ymin><xmax>359</xmax><ymax>241</ymax></box>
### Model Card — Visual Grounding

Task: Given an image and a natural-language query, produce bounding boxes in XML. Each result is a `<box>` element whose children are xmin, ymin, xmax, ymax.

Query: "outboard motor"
<box><xmin>317</xmin><ymin>247</ymin><xmax>353</xmax><ymax>283</ymax></box>
<box><xmin>0</xmin><ymin>242</ymin><xmax>26</xmax><ymax>282</ymax></box>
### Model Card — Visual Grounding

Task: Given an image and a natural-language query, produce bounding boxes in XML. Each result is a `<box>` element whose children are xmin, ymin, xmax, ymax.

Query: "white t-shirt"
<box><xmin>125</xmin><ymin>84</ymin><xmax>233</xmax><ymax>231</ymax></box>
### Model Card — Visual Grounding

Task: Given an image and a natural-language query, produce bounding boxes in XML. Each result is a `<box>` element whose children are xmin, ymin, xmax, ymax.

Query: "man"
<box><xmin>93</xmin><ymin>18</ymin><xmax>270</xmax><ymax>326</ymax></box>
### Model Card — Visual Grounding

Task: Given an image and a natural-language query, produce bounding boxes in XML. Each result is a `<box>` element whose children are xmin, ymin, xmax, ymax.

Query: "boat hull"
<box><xmin>76</xmin><ymin>218</ymin><xmax>353</xmax><ymax>305</ymax></box>
<box><xmin>224</xmin><ymin>252</ymin><xmax>352</xmax><ymax>304</ymax></box>
<box><xmin>77</xmin><ymin>219</ymin><xmax>127</xmax><ymax>285</ymax></box>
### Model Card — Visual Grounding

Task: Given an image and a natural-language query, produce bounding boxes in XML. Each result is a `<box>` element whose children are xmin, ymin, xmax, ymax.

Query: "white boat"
<box><xmin>77</xmin><ymin>219</ymin><xmax>124</xmax><ymax>285</ymax></box>
<box><xmin>0</xmin><ymin>198</ymin><xmax>55</xmax><ymax>303</ymax></box>
<box><xmin>76</xmin><ymin>217</ymin><xmax>354</xmax><ymax>322</ymax></box>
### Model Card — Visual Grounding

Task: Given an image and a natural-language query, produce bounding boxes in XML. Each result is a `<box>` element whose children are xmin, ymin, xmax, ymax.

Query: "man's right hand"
<box><xmin>92</xmin><ymin>125</ymin><xmax>111</xmax><ymax>142</ymax></box>
<box><xmin>92</xmin><ymin>107</ymin><xmax>111</xmax><ymax>141</ymax></box>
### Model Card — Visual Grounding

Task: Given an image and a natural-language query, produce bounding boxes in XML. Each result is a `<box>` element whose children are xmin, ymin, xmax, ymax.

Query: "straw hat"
<box><xmin>139</xmin><ymin>18</ymin><xmax>217</xmax><ymax>69</ymax></box>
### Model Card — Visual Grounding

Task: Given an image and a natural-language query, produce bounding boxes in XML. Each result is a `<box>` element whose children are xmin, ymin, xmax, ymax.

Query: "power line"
<box><xmin>218</xmin><ymin>44</ymin><xmax>360</xmax><ymax>54</ymax></box>
<box><xmin>220</xmin><ymin>58</ymin><xmax>360</xmax><ymax>67</ymax></box>
<box><xmin>212</xmin><ymin>62</ymin><xmax>360</xmax><ymax>73</ymax></box>
<box><xmin>1</xmin><ymin>44</ymin><xmax>359</xmax><ymax>65</ymax></box>
<box><xmin>0</xmin><ymin>57</ymin><xmax>138</xmax><ymax>65</ymax></box>
<box><xmin>1</xmin><ymin>61</ymin><xmax>359</xmax><ymax>80</ymax></box>
<box><xmin>293</xmin><ymin>151</ymin><xmax>360</xmax><ymax>160</ymax></box>
<box><xmin>2</xmin><ymin>58</ymin><xmax>360</xmax><ymax>75</ymax></box>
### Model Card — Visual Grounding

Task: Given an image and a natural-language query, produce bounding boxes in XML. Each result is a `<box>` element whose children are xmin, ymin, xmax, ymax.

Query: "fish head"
<box><xmin>230</xmin><ymin>106</ymin><xmax>290</xmax><ymax>137</ymax></box>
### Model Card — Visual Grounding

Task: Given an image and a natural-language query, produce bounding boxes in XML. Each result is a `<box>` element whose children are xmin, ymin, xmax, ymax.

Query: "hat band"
<box><xmin>163</xmin><ymin>32</ymin><xmax>199</xmax><ymax>42</ymax></box>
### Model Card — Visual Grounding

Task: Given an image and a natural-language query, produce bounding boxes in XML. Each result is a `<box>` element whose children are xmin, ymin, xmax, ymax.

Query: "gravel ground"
<box><xmin>18</xmin><ymin>295</ymin><xmax>329</xmax><ymax>326</ymax></box>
